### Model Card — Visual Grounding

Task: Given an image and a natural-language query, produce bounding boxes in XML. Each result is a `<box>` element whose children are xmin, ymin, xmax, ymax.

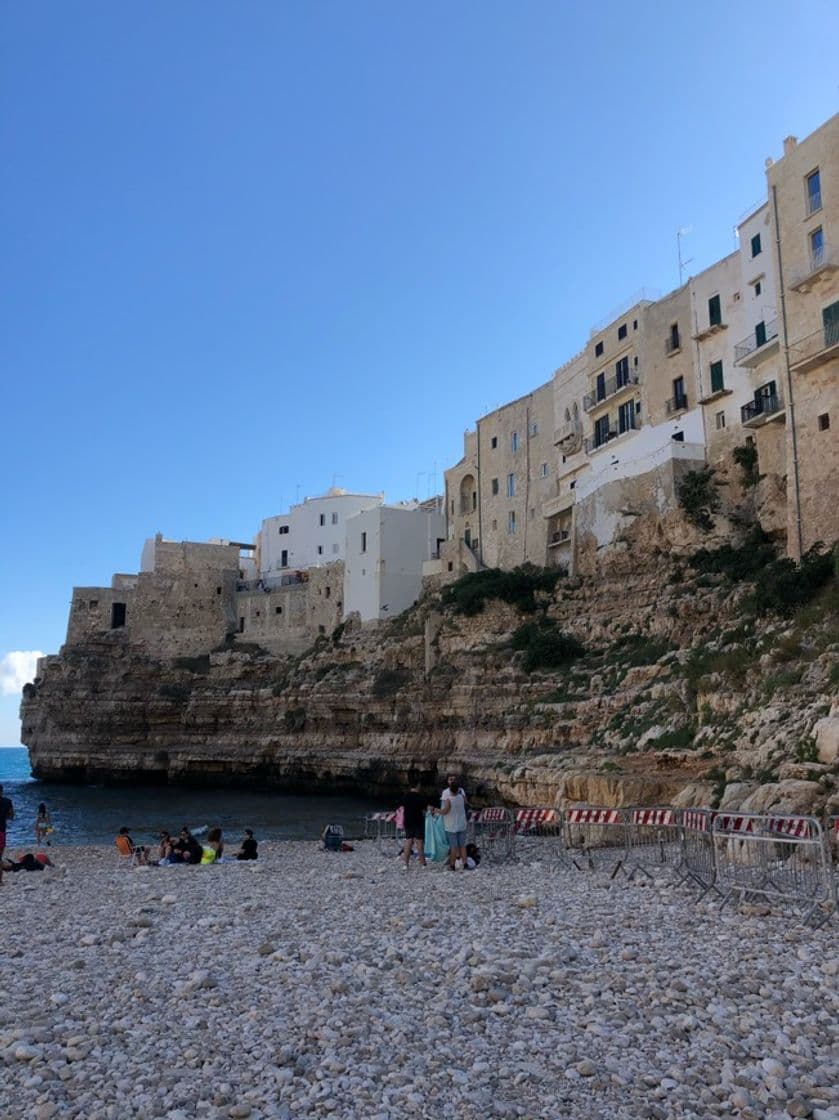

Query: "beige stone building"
<box><xmin>767</xmin><ymin>117</ymin><xmax>839</xmax><ymax>556</ymax></box>
<box><xmin>442</xmin><ymin>381</ymin><xmax>555</xmax><ymax>574</ymax></box>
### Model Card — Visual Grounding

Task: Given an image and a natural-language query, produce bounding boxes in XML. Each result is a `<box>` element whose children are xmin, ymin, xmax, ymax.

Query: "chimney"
<box><xmin>783</xmin><ymin>135</ymin><xmax>798</xmax><ymax>156</ymax></box>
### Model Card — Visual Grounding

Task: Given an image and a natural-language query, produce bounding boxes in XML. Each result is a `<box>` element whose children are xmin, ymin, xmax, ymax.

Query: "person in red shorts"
<box><xmin>0</xmin><ymin>784</ymin><xmax>14</xmax><ymax>887</ymax></box>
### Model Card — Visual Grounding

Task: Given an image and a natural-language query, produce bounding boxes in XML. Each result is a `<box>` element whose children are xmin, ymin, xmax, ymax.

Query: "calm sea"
<box><xmin>0</xmin><ymin>747</ymin><xmax>388</xmax><ymax>848</ymax></box>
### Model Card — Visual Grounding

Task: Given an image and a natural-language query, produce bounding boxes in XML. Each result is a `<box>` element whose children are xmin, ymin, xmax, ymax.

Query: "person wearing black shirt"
<box><xmin>0</xmin><ymin>784</ymin><xmax>15</xmax><ymax>887</ymax></box>
<box><xmin>400</xmin><ymin>773</ymin><xmax>430</xmax><ymax>871</ymax></box>
<box><xmin>235</xmin><ymin>829</ymin><xmax>258</xmax><ymax>860</ymax></box>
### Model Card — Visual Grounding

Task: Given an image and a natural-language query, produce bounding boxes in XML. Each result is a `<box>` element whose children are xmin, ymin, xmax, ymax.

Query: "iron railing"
<box><xmin>741</xmin><ymin>390</ymin><xmax>783</xmax><ymax>425</ymax></box>
<box><xmin>734</xmin><ymin>318</ymin><xmax>779</xmax><ymax>364</ymax></box>
<box><xmin>788</xmin><ymin>320</ymin><xmax>839</xmax><ymax>368</ymax></box>
<box><xmin>665</xmin><ymin>393</ymin><xmax>689</xmax><ymax>415</ymax></box>
<box><xmin>583</xmin><ymin>372</ymin><xmax>640</xmax><ymax>412</ymax></box>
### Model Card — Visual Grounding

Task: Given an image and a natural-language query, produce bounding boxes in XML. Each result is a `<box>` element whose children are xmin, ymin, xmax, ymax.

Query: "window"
<box><xmin>491</xmin><ymin>519</ymin><xmax>497</xmax><ymax>531</ymax></box>
<box><xmin>669</xmin><ymin>323</ymin><xmax>680</xmax><ymax>351</ymax></box>
<box><xmin>506</xmin><ymin>473</ymin><xmax>516</xmax><ymax>497</ymax></box>
<box><xmin>540</xmin><ymin>462</ymin><xmax>549</xmax><ymax>477</ymax></box>
<box><xmin>708</xmin><ymin>294</ymin><xmax>722</xmax><ymax>327</ymax></box>
<box><xmin>450</xmin><ymin>500</ymin><xmax>454</xmax><ymax>515</ymax></box>
<box><xmin>807</xmin><ymin>169</ymin><xmax>822</xmax><ymax>215</ymax></box>
<box><xmin>618</xmin><ymin>400</ymin><xmax>634</xmax><ymax>434</ymax></box>
<box><xmin>824</xmin><ymin>300</ymin><xmax>839</xmax><ymax>346</ymax></box>
<box><xmin>317</xmin><ymin>545</ymin><xmax>323</xmax><ymax>555</ymax></box>
<box><xmin>755</xmin><ymin>320</ymin><xmax>767</xmax><ymax>348</ymax></box>
<box><xmin>615</xmin><ymin>356</ymin><xmax>629</xmax><ymax>387</ymax></box>
<box><xmin>331</xmin><ymin>512</ymin><xmax>338</xmax><ymax>525</ymax></box>
<box><xmin>275</xmin><ymin>606</ymin><xmax>282</xmax><ymax>615</ymax></box>
<box><xmin>595</xmin><ymin>341</ymin><xmax>604</xmax><ymax>357</ymax></box>
<box><xmin>753</xmin><ymin>280</ymin><xmax>762</xmax><ymax>297</ymax></box>
<box><xmin>750</xmin><ymin>233</ymin><xmax>761</xmax><ymax>257</ymax></box>
<box><xmin>633</xmin><ymin>319</ymin><xmax>638</xmax><ymax>330</ymax></box>
<box><xmin>491</xmin><ymin>477</ymin><xmax>499</xmax><ymax>495</ymax></box>
<box><xmin>594</xmin><ymin>414</ymin><xmax>610</xmax><ymax>448</ymax></box>
<box><xmin>715</xmin><ymin>411</ymin><xmax>726</xmax><ymax>430</ymax></box>
<box><xmin>360</xmin><ymin>532</ymin><xmax>367</xmax><ymax>553</ymax></box>
<box><xmin>569</xmin><ymin>479</ymin><xmax>576</xmax><ymax>490</ymax></box>
<box><xmin>529</xmin><ymin>421</ymin><xmax>538</xmax><ymax>436</ymax></box>
<box><xmin>672</xmin><ymin>376</ymin><xmax>687</xmax><ymax>409</ymax></box>
<box><xmin>111</xmin><ymin>603</ymin><xmax>126</xmax><ymax>629</ymax></box>
<box><xmin>596</xmin><ymin>371</ymin><xmax>606</xmax><ymax>402</ymax></box>
<box><xmin>618</xmin><ymin>323</ymin><xmax>627</xmax><ymax>340</ymax></box>
<box><xmin>507</xmin><ymin>511</ymin><xmax>517</xmax><ymax>535</ymax></box>
<box><xmin>280</xmin><ymin>550</ymin><xmax>288</xmax><ymax>568</ymax></box>
<box><xmin>810</xmin><ymin>226</ymin><xmax>824</xmax><ymax>265</ymax></box>
<box><xmin>818</xmin><ymin>413</ymin><xmax>830</xmax><ymax>431</ymax></box>
<box><xmin>710</xmin><ymin>360</ymin><xmax>724</xmax><ymax>393</ymax></box>
<box><xmin>491</xmin><ymin>436</ymin><xmax>498</xmax><ymax>449</ymax></box>
<box><xmin>279</xmin><ymin>525</ymin><xmax>289</xmax><ymax>535</ymax></box>
<box><xmin>325</xmin><ymin>586</ymin><xmax>331</xmax><ymax>599</ymax></box>
<box><xmin>511</xmin><ymin>432</ymin><xmax>519</xmax><ymax>452</ymax></box>
<box><xmin>89</xmin><ymin>599</ymin><xmax>98</xmax><ymax>608</ymax></box>
<box><xmin>239</xmin><ymin>617</ymin><xmax>245</xmax><ymax>633</ymax></box>
<box><xmin>319</xmin><ymin>514</ymin><xmax>325</xmax><ymax>526</ymax></box>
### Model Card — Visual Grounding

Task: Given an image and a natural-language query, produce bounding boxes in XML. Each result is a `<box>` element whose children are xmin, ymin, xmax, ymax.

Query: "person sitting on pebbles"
<box><xmin>2</xmin><ymin>851</ymin><xmax>55</xmax><ymax>873</ymax></box>
<box><xmin>200</xmin><ymin>827</ymin><xmax>224</xmax><ymax>864</ymax></box>
<box><xmin>234</xmin><ymin>829</ymin><xmax>258</xmax><ymax>860</ymax></box>
<box><xmin>174</xmin><ymin>828</ymin><xmax>203</xmax><ymax>865</ymax></box>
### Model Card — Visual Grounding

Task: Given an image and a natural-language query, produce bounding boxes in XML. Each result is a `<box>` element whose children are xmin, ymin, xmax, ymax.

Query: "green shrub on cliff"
<box><xmin>441</xmin><ymin>565</ymin><xmax>561</xmax><ymax>616</ymax></box>
<box><xmin>676</xmin><ymin>467</ymin><xmax>720</xmax><ymax>530</ymax></box>
<box><xmin>512</xmin><ymin>619</ymin><xmax>585</xmax><ymax>673</ymax></box>
<box><xmin>747</xmin><ymin>542</ymin><xmax>835</xmax><ymax>617</ymax></box>
<box><xmin>691</xmin><ymin>526</ymin><xmax>776</xmax><ymax>582</ymax></box>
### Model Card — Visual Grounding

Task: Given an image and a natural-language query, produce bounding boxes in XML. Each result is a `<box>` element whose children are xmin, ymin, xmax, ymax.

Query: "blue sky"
<box><xmin>1</xmin><ymin>0</ymin><xmax>837</xmax><ymax>743</ymax></box>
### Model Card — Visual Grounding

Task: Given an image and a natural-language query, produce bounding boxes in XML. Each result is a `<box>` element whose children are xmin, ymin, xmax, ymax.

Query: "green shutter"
<box><xmin>710</xmin><ymin>361</ymin><xmax>724</xmax><ymax>393</ymax></box>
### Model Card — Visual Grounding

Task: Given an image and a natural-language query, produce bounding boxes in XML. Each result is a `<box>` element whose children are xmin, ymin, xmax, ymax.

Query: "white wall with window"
<box><xmin>343</xmin><ymin>504</ymin><xmax>445</xmax><ymax>622</ymax></box>
<box><xmin>257</xmin><ymin>488</ymin><xmax>383</xmax><ymax>575</ymax></box>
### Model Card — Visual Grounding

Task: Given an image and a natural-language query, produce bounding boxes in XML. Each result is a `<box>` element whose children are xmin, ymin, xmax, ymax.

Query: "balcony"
<box><xmin>734</xmin><ymin>318</ymin><xmax>780</xmax><ymax>366</ymax></box>
<box><xmin>741</xmin><ymin>389</ymin><xmax>785</xmax><ymax>428</ymax></box>
<box><xmin>583</xmin><ymin>416</ymin><xmax>640</xmax><ymax>454</ymax></box>
<box><xmin>788</xmin><ymin>321</ymin><xmax>839</xmax><ymax>372</ymax></box>
<box><xmin>583</xmin><ymin>372</ymin><xmax>640</xmax><ymax>412</ymax></box>
<box><xmin>692</xmin><ymin>320</ymin><xmax>727</xmax><ymax>342</ymax></box>
<box><xmin>548</xmin><ymin>528</ymin><xmax>571</xmax><ymax>548</ymax></box>
<box><xmin>665</xmin><ymin>335</ymin><xmax>682</xmax><ymax>357</ymax></box>
<box><xmin>665</xmin><ymin>393</ymin><xmax>689</xmax><ymax>415</ymax></box>
<box><xmin>553</xmin><ymin>419</ymin><xmax>583</xmax><ymax>453</ymax></box>
<box><xmin>789</xmin><ymin>243</ymin><xmax>839</xmax><ymax>293</ymax></box>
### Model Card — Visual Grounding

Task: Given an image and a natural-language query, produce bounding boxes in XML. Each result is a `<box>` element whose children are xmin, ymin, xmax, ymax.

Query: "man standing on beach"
<box><xmin>0</xmin><ymin>784</ymin><xmax>14</xmax><ymax>886</ymax></box>
<box><xmin>438</xmin><ymin>775</ymin><xmax>468</xmax><ymax>871</ymax></box>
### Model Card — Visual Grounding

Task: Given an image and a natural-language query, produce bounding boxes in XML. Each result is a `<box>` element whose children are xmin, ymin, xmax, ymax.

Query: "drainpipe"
<box><xmin>771</xmin><ymin>183</ymin><xmax>804</xmax><ymax>559</ymax></box>
<box><xmin>523</xmin><ymin>402</ymin><xmax>531</xmax><ymax>561</ymax></box>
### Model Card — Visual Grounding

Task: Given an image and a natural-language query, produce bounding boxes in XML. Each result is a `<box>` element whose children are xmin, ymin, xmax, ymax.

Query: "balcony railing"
<box><xmin>734</xmin><ymin>318</ymin><xmax>779</xmax><ymax>365</ymax></box>
<box><xmin>789</xmin><ymin>243</ymin><xmax>839</xmax><ymax>292</ymax></box>
<box><xmin>665</xmin><ymin>335</ymin><xmax>681</xmax><ymax>355</ymax></box>
<box><xmin>665</xmin><ymin>393</ymin><xmax>689</xmax><ymax>415</ymax></box>
<box><xmin>549</xmin><ymin>528</ymin><xmax>571</xmax><ymax>546</ymax></box>
<box><xmin>583</xmin><ymin>372</ymin><xmax>640</xmax><ymax>412</ymax></box>
<box><xmin>788</xmin><ymin>320</ymin><xmax>839</xmax><ymax>372</ymax></box>
<box><xmin>741</xmin><ymin>389</ymin><xmax>784</xmax><ymax>427</ymax></box>
<box><xmin>583</xmin><ymin>415</ymin><xmax>640</xmax><ymax>454</ymax></box>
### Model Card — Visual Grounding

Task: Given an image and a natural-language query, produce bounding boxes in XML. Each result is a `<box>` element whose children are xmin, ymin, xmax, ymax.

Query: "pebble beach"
<box><xmin>2</xmin><ymin>842</ymin><xmax>838</xmax><ymax>1120</ymax></box>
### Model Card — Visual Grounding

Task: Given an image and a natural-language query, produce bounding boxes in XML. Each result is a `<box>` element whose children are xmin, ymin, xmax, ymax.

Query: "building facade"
<box><xmin>257</xmin><ymin>489</ymin><xmax>383</xmax><ymax>576</ymax></box>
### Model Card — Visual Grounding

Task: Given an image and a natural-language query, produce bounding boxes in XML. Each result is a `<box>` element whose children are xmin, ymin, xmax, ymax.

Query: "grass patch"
<box><xmin>677</xmin><ymin>466</ymin><xmax>720</xmax><ymax>531</ymax></box>
<box><xmin>607</xmin><ymin>632</ymin><xmax>673</xmax><ymax>668</ymax></box>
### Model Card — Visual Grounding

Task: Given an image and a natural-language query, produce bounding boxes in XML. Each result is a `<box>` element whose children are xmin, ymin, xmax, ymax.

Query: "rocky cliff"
<box><xmin>21</xmin><ymin>544</ymin><xmax>839</xmax><ymax>815</ymax></box>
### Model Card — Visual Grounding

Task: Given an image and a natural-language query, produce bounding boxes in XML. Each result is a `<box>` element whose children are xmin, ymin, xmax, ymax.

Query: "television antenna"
<box><xmin>677</xmin><ymin>226</ymin><xmax>694</xmax><ymax>285</ymax></box>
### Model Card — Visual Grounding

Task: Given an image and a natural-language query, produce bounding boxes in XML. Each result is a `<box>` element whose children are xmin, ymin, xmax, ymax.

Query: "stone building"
<box><xmin>767</xmin><ymin>117</ymin><xmax>839</xmax><ymax>557</ymax></box>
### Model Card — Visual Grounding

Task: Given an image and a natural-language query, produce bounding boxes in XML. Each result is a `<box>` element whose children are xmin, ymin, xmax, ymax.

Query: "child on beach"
<box><xmin>200</xmin><ymin>827</ymin><xmax>224</xmax><ymax>864</ymax></box>
<box><xmin>35</xmin><ymin>803</ymin><xmax>53</xmax><ymax>846</ymax></box>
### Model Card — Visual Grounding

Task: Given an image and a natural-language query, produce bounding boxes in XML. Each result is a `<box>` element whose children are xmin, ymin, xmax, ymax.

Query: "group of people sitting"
<box><xmin>116</xmin><ymin>826</ymin><xmax>258</xmax><ymax>866</ymax></box>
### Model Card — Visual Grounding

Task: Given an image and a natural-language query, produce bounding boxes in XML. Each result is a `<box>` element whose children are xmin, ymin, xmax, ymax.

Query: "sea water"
<box><xmin>0</xmin><ymin>747</ymin><xmax>388</xmax><ymax>848</ymax></box>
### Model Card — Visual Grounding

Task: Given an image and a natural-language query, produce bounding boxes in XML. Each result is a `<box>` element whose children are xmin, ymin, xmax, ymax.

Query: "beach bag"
<box><xmin>424</xmin><ymin>813</ymin><xmax>449</xmax><ymax>862</ymax></box>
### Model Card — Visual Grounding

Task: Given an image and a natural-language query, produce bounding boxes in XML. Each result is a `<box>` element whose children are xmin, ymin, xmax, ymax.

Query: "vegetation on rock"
<box><xmin>676</xmin><ymin>466</ymin><xmax>720</xmax><ymax>530</ymax></box>
<box><xmin>440</xmin><ymin>564</ymin><xmax>561</xmax><ymax>616</ymax></box>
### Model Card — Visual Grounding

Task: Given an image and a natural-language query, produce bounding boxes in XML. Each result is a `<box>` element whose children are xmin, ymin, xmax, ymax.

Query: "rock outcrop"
<box><xmin>21</xmin><ymin>553</ymin><xmax>839</xmax><ymax>813</ymax></box>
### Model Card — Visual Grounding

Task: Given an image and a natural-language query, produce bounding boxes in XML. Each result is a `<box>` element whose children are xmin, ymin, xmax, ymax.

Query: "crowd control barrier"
<box><xmin>712</xmin><ymin>812</ymin><xmax>836</xmax><ymax>927</ymax></box>
<box><xmin>475</xmin><ymin>807</ymin><xmax>515</xmax><ymax>864</ymax></box>
<box><xmin>674</xmin><ymin>808</ymin><xmax>719</xmax><ymax>898</ymax></box>
<box><xmin>623</xmin><ymin>807</ymin><xmax>682</xmax><ymax>881</ymax></box>
<box><xmin>564</xmin><ymin>807</ymin><xmax>626</xmax><ymax>875</ymax></box>
<box><xmin>513</xmin><ymin>808</ymin><xmax>565</xmax><ymax>863</ymax></box>
<box><xmin>363</xmin><ymin>811</ymin><xmax>403</xmax><ymax>854</ymax></box>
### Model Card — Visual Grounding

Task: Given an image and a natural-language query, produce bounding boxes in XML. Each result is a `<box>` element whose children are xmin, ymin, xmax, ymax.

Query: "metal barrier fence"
<box><xmin>624</xmin><ymin>807</ymin><xmax>682</xmax><ymax>881</ymax></box>
<box><xmin>363</xmin><ymin>811</ymin><xmax>403</xmax><ymax>854</ymax></box>
<box><xmin>674</xmin><ymin>808</ymin><xmax>718</xmax><ymax>898</ymax></box>
<box><xmin>712</xmin><ymin>812</ymin><xmax>835</xmax><ymax>927</ymax></box>
<box><xmin>513</xmin><ymin>808</ymin><xmax>565</xmax><ymax>863</ymax></box>
<box><xmin>564</xmin><ymin>807</ymin><xmax>626</xmax><ymax>875</ymax></box>
<box><xmin>476</xmin><ymin>807</ymin><xmax>515</xmax><ymax>864</ymax></box>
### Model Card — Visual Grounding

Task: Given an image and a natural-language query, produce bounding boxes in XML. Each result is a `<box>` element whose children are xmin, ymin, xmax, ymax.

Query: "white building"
<box><xmin>344</xmin><ymin>503</ymin><xmax>445</xmax><ymax>622</ymax></box>
<box><xmin>257</xmin><ymin>488</ymin><xmax>383</xmax><ymax>576</ymax></box>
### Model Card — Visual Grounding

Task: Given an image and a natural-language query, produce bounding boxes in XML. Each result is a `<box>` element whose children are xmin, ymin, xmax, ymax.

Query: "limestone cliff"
<box><xmin>21</xmin><ymin>546</ymin><xmax>839</xmax><ymax>815</ymax></box>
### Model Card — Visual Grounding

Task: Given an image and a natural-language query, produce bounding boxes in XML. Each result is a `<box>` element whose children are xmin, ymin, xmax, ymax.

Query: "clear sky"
<box><xmin>1</xmin><ymin>0</ymin><xmax>837</xmax><ymax>743</ymax></box>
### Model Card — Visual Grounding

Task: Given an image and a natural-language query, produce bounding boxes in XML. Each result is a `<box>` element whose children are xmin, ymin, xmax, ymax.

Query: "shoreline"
<box><xmin>2</xmin><ymin>841</ymin><xmax>838</xmax><ymax>1119</ymax></box>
